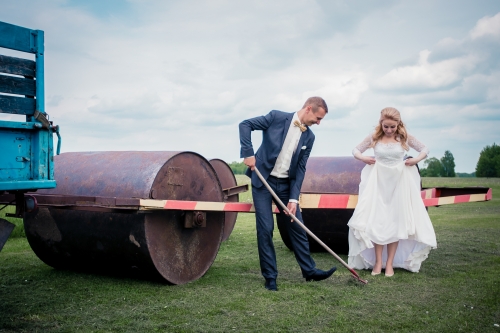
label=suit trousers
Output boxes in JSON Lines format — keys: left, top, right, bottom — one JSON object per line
{"left": 252, "top": 176, "right": 316, "bottom": 279}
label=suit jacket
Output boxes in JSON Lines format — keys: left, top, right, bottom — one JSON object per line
{"left": 239, "top": 110, "right": 315, "bottom": 201}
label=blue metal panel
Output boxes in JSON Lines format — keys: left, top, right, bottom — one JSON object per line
{"left": 0, "top": 21, "right": 33, "bottom": 53}
{"left": 0, "top": 120, "right": 40, "bottom": 130}
{"left": 34, "top": 30, "right": 44, "bottom": 114}
{"left": 31, "top": 127, "right": 51, "bottom": 180}
{"left": 0, "top": 130, "right": 31, "bottom": 182}
{"left": 0, "top": 180, "right": 56, "bottom": 191}
{"left": 0, "top": 74, "right": 36, "bottom": 95}
{"left": 0, "top": 21, "right": 57, "bottom": 191}
{"left": 0, "top": 54, "right": 36, "bottom": 76}
{"left": 0, "top": 95, "right": 36, "bottom": 115}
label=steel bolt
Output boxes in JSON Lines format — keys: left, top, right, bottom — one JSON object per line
{"left": 194, "top": 213, "right": 204, "bottom": 226}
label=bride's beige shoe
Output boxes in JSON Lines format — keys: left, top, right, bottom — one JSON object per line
{"left": 371, "top": 270, "right": 381, "bottom": 276}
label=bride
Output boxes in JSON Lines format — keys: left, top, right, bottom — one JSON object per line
{"left": 348, "top": 107, "right": 437, "bottom": 277}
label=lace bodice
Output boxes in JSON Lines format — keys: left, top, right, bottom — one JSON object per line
{"left": 352, "top": 134, "right": 429, "bottom": 167}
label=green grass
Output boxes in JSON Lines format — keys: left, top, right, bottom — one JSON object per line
{"left": 1, "top": 177, "right": 499, "bottom": 332}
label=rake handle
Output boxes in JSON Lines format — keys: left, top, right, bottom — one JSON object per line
{"left": 253, "top": 167, "right": 367, "bottom": 284}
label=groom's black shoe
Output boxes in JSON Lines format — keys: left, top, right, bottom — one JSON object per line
{"left": 264, "top": 278, "right": 277, "bottom": 291}
{"left": 305, "top": 267, "right": 337, "bottom": 282}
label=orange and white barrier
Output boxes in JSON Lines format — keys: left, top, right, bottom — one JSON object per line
{"left": 139, "top": 187, "right": 491, "bottom": 212}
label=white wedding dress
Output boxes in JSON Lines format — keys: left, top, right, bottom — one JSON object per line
{"left": 347, "top": 134, "right": 437, "bottom": 272}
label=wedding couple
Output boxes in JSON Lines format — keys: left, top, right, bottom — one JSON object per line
{"left": 239, "top": 97, "right": 437, "bottom": 291}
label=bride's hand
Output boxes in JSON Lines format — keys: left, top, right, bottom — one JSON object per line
{"left": 362, "top": 156, "right": 376, "bottom": 165}
{"left": 405, "top": 158, "right": 417, "bottom": 166}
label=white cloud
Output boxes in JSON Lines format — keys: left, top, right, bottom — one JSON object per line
{"left": 2, "top": 1, "right": 500, "bottom": 173}
{"left": 375, "top": 50, "right": 478, "bottom": 91}
{"left": 470, "top": 12, "right": 500, "bottom": 39}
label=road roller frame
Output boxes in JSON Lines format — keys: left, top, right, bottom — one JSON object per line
{"left": 0, "top": 182, "right": 491, "bottom": 259}
{"left": 0, "top": 185, "right": 491, "bottom": 213}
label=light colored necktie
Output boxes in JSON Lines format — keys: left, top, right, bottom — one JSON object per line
{"left": 293, "top": 120, "right": 307, "bottom": 132}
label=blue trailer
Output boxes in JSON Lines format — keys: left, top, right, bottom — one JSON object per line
{"left": 0, "top": 21, "right": 60, "bottom": 250}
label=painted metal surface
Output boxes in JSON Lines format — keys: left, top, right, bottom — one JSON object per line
{"left": 0, "top": 21, "right": 37, "bottom": 53}
{"left": 0, "top": 21, "right": 57, "bottom": 193}
{"left": 209, "top": 159, "right": 239, "bottom": 241}
{"left": 34, "top": 29, "right": 44, "bottom": 114}
{"left": 0, "top": 21, "right": 57, "bottom": 248}
{"left": 24, "top": 151, "right": 225, "bottom": 284}
{"left": 300, "top": 156, "right": 366, "bottom": 194}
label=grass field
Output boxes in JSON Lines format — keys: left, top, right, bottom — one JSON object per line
{"left": 1, "top": 177, "right": 499, "bottom": 332}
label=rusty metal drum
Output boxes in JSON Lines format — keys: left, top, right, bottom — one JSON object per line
{"left": 209, "top": 159, "right": 238, "bottom": 241}
{"left": 277, "top": 156, "right": 365, "bottom": 254}
{"left": 23, "top": 151, "right": 225, "bottom": 284}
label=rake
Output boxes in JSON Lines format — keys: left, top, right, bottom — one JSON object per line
{"left": 254, "top": 166, "right": 368, "bottom": 285}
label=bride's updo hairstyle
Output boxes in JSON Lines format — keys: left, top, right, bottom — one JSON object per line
{"left": 370, "top": 107, "right": 409, "bottom": 151}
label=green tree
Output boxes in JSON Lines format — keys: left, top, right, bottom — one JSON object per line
{"left": 422, "top": 157, "right": 444, "bottom": 177}
{"left": 440, "top": 150, "right": 456, "bottom": 177}
{"left": 476, "top": 143, "right": 500, "bottom": 177}
{"left": 228, "top": 161, "right": 247, "bottom": 175}
{"left": 419, "top": 167, "right": 428, "bottom": 177}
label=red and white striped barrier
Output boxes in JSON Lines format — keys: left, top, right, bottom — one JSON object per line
{"left": 140, "top": 199, "right": 280, "bottom": 213}
{"left": 139, "top": 187, "right": 491, "bottom": 211}
{"left": 421, "top": 188, "right": 437, "bottom": 200}
{"left": 421, "top": 188, "right": 492, "bottom": 207}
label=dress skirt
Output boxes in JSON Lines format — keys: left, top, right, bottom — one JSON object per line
{"left": 347, "top": 161, "right": 437, "bottom": 272}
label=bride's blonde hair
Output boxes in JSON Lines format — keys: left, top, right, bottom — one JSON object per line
{"left": 370, "top": 107, "right": 409, "bottom": 151}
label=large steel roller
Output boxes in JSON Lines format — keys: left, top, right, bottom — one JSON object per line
{"left": 23, "top": 151, "right": 225, "bottom": 284}
{"left": 209, "top": 159, "right": 239, "bottom": 241}
{"left": 277, "top": 156, "right": 365, "bottom": 254}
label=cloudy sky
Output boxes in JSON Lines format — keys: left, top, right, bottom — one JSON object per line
{"left": 1, "top": 0, "right": 500, "bottom": 172}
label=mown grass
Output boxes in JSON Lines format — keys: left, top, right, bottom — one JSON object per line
{"left": 0, "top": 177, "right": 499, "bottom": 332}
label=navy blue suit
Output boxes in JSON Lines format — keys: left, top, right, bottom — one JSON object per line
{"left": 239, "top": 110, "right": 316, "bottom": 279}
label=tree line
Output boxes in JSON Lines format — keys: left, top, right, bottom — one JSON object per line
{"left": 228, "top": 143, "right": 500, "bottom": 177}
{"left": 228, "top": 161, "right": 248, "bottom": 175}
{"left": 419, "top": 150, "right": 456, "bottom": 177}
{"left": 419, "top": 143, "right": 500, "bottom": 177}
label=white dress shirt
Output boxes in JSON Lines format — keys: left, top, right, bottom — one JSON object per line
{"left": 270, "top": 112, "right": 302, "bottom": 178}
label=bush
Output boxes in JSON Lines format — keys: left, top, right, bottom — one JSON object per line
{"left": 456, "top": 172, "right": 475, "bottom": 178}
{"left": 228, "top": 161, "right": 248, "bottom": 175}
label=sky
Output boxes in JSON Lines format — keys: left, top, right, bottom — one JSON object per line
{"left": 1, "top": 0, "right": 500, "bottom": 173}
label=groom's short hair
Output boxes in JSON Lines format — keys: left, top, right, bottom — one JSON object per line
{"left": 303, "top": 97, "right": 328, "bottom": 113}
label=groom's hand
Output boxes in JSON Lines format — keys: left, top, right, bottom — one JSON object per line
{"left": 243, "top": 156, "right": 256, "bottom": 170}
{"left": 286, "top": 201, "right": 297, "bottom": 220}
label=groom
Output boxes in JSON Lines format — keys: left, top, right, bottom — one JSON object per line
{"left": 239, "top": 96, "right": 336, "bottom": 291}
